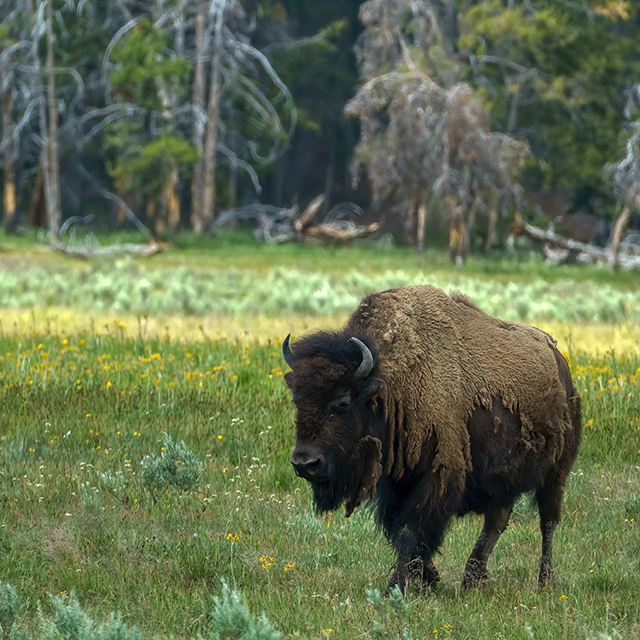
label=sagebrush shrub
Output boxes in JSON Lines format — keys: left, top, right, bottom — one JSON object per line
{"left": 140, "top": 433, "right": 202, "bottom": 495}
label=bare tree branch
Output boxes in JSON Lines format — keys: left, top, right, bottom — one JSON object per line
{"left": 510, "top": 212, "right": 640, "bottom": 270}
{"left": 216, "top": 196, "right": 377, "bottom": 245}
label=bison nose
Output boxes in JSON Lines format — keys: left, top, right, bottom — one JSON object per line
{"left": 291, "top": 450, "right": 327, "bottom": 481}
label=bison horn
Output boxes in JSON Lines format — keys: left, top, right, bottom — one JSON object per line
{"left": 282, "top": 334, "right": 296, "bottom": 369}
{"left": 351, "top": 337, "right": 373, "bottom": 380}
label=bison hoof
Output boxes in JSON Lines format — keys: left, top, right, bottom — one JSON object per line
{"left": 386, "top": 578, "right": 406, "bottom": 597}
{"left": 461, "top": 562, "right": 488, "bottom": 591}
{"left": 461, "top": 573, "right": 487, "bottom": 591}
{"left": 423, "top": 563, "right": 440, "bottom": 593}
{"left": 537, "top": 565, "right": 555, "bottom": 590}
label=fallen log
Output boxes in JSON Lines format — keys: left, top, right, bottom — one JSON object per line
{"left": 293, "top": 195, "right": 326, "bottom": 235}
{"left": 608, "top": 206, "right": 632, "bottom": 268}
{"left": 510, "top": 212, "right": 640, "bottom": 271}
{"left": 303, "top": 222, "right": 380, "bottom": 244}
{"left": 51, "top": 239, "right": 169, "bottom": 260}
{"left": 217, "top": 196, "right": 378, "bottom": 245}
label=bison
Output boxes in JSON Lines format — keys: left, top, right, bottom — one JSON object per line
{"left": 282, "top": 285, "right": 581, "bottom": 592}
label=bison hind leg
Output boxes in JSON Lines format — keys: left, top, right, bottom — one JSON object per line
{"left": 421, "top": 557, "right": 440, "bottom": 593}
{"left": 536, "top": 470, "right": 566, "bottom": 589}
{"left": 537, "top": 395, "right": 581, "bottom": 589}
{"left": 462, "top": 504, "right": 512, "bottom": 590}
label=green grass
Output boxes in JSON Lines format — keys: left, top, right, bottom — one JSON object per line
{"left": 2, "top": 228, "right": 640, "bottom": 288}
{"left": 2, "top": 238, "right": 640, "bottom": 324}
{"left": 1, "top": 330, "right": 639, "bottom": 639}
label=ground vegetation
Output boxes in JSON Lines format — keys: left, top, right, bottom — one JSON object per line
{"left": 0, "top": 240, "right": 638, "bottom": 638}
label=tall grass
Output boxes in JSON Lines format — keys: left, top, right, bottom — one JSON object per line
{"left": 1, "top": 262, "right": 640, "bottom": 323}
{"left": 1, "top": 328, "right": 638, "bottom": 639}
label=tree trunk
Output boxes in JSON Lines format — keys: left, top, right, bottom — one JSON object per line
{"left": 229, "top": 166, "right": 237, "bottom": 208}
{"left": 27, "top": 158, "right": 46, "bottom": 227}
{"left": 322, "top": 161, "right": 334, "bottom": 217}
{"left": 416, "top": 202, "right": 427, "bottom": 254}
{"left": 402, "top": 200, "right": 417, "bottom": 247}
{"left": 167, "top": 163, "right": 181, "bottom": 235}
{"left": 1, "top": 68, "right": 18, "bottom": 233}
{"left": 484, "top": 205, "right": 498, "bottom": 252}
{"left": 444, "top": 0, "right": 458, "bottom": 52}
{"left": 200, "top": 37, "right": 222, "bottom": 233}
{"left": 507, "top": 85, "right": 520, "bottom": 133}
{"left": 447, "top": 196, "right": 467, "bottom": 263}
{"left": 45, "top": 0, "right": 61, "bottom": 239}
{"left": 608, "top": 205, "right": 632, "bottom": 269}
{"left": 190, "top": 7, "right": 207, "bottom": 232}
{"left": 146, "top": 198, "right": 156, "bottom": 226}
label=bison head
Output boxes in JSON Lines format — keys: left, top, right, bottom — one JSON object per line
{"left": 283, "top": 333, "right": 386, "bottom": 516}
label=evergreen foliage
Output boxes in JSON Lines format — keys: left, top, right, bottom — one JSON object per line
{"left": 461, "top": 0, "right": 639, "bottom": 204}
{"left": 0, "top": 582, "right": 25, "bottom": 640}
{"left": 105, "top": 21, "right": 197, "bottom": 203}
{"left": 366, "top": 586, "right": 416, "bottom": 640}
{"left": 208, "top": 581, "right": 280, "bottom": 640}
{"left": 0, "top": 0, "right": 639, "bottom": 245}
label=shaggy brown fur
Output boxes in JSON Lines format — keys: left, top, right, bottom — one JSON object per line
{"left": 284, "top": 284, "right": 582, "bottom": 592}
{"left": 347, "top": 285, "right": 571, "bottom": 503}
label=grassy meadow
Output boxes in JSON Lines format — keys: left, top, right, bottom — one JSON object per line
{"left": 0, "top": 232, "right": 639, "bottom": 639}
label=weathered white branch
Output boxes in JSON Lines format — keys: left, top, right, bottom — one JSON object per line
{"left": 510, "top": 212, "right": 640, "bottom": 270}
{"left": 51, "top": 238, "right": 169, "bottom": 259}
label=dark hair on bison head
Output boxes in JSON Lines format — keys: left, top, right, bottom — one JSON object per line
{"left": 283, "top": 331, "right": 376, "bottom": 378}
{"left": 283, "top": 331, "right": 385, "bottom": 516}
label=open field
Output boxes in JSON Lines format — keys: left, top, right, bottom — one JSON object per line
{"left": 1, "top": 233, "right": 639, "bottom": 639}
{"left": 0, "top": 328, "right": 638, "bottom": 639}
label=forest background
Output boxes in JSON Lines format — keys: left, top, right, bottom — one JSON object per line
{"left": 1, "top": 0, "right": 640, "bottom": 257}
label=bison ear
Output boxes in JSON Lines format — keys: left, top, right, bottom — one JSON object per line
{"left": 355, "top": 377, "right": 385, "bottom": 403}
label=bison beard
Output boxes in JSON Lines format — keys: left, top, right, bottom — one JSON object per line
{"left": 284, "top": 285, "right": 582, "bottom": 594}
{"left": 311, "top": 435, "right": 383, "bottom": 516}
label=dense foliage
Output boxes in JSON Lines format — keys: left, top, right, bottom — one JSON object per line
{"left": 1, "top": 1, "right": 638, "bottom": 246}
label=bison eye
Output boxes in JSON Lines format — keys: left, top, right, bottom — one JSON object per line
{"left": 332, "top": 399, "right": 351, "bottom": 415}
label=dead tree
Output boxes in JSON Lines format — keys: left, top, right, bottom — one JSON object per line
{"left": 345, "top": 0, "right": 528, "bottom": 258}
{"left": 605, "top": 84, "right": 640, "bottom": 269}
{"left": 189, "top": 0, "right": 295, "bottom": 233}
{"left": 509, "top": 212, "right": 640, "bottom": 271}
{"left": 216, "top": 195, "right": 378, "bottom": 245}
{"left": 1, "top": 51, "right": 18, "bottom": 233}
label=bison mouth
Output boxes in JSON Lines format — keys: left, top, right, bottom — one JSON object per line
{"left": 303, "top": 436, "right": 383, "bottom": 517}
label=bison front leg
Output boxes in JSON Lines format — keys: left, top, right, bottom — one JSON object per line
{"left": 388, "top": 551, "right": 439, "bottom": 595}
{"left": 388, "top": 523, "right": 443, "bottom": 595}
{"left": 462, "top": 504, "right": 512, "bottom": 590}
{"left": 387, "top": 527, "right": 417, "bottom": 595}
{"left": 387, "top": 554, "right": 410, "bottom": 595}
